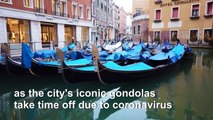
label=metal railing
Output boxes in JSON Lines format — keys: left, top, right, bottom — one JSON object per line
{"left": 35, "top": 7, "right": 46, "bottom": 13}
{"left": 145, "top": 30, "right": 213, "bottom": 46}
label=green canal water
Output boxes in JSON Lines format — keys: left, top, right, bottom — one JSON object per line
{"left": 0, "top": 48, "right": 213, "bottom": 120}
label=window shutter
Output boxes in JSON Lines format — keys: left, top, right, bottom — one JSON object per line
{"left": 193, "top": 5, "right": 199, "bottom": 10}
{"left": 156, "top": 10, "right": 161, "bottom": 20}
{"left": 172, "top": 7, "right": 179, "bottom": 18}
{"left": 207, "top": 2, "right": 213, "bottom": 15}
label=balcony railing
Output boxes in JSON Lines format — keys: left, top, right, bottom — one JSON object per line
{"left": 52, "top": 11, "right": 69, "bottom": 17}
{"left": 35, "top": 7, "right": 46, "bottom": 13}
{"left": 52, "top": 11, "right": 60, "bottom": 16}
{"left": 133, "top": 12, "right": 142, "bottom": 18}
{"left": 72, "top": 15, "right": 79, "bottom": 19}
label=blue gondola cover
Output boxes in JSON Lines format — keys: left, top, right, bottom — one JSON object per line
{"left": 21, "top": 43, "right": 34, "bottom": 69}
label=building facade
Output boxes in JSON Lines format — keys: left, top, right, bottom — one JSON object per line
{"left": 132, "top": 0, "right": 150, "bottom": 42}
{"left": 149, "top": 0, "right": 213, "bottom": 45}
{"left": 118, "top": 7, "right": 127, "bottom": 39}
{"left": 0, "top": 0, "right": 92, "bottom": 51}
{"left": 126, "top": 13, "right": 132, "bottom": 38}
{"left": 92, "top": 0, "right": 113, "bottom": 42}
{"left": 112, "top": 3, "right": 119, "bottom": 41}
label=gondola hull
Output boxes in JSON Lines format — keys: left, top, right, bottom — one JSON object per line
{"left": 147, "top": 59, "right": 171, "bottom": 67}
{"left": 97, "top": 60, "right": 182, "bottom": 84}
{"left": 0, "top": 62, "right": 5, "bottom": 73}
{"left": 62, "top": 62, "right": 98, "bottom": 83}
{"left": 31, "top": 59, "right": 59, "bottom": 75}
{"left": 6, "top": 56, "right": 30, "bottom": 75}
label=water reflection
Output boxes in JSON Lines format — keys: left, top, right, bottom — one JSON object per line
{"left": 0, "top": 48, "right": 213, "bottom": 120}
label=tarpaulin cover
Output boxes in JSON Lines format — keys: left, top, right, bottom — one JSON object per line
{"left": 21, "top": 43, "right": 34, "bottom": 69}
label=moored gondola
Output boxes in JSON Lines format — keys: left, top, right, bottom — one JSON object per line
{"left": 56, "top": 48, "right": 99, "bottom": 83}
{"left": 92, "top": 44, "right": 186, "bottom": 84}
{"left": 31, "top": 57, "right": 92, "bottom": 75}
{"left": 4, "top": 43, "right": 35, "bottom": 75}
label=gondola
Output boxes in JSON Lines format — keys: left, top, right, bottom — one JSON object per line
{"left": 93, "top": 44, "right": 186, "bottom": 84}
{"left": 31, "top": 41, "right": 123, "bottom": 76}
{"left": 147, "top": 44, "right": 183, "bottom": 66}
{"left": 102, "top": 41, "right": 123, "bottom": 53}
{"left": 56, "top": 48, "right": 99, "bottom": 83}
{"left": 31, "top": 57, "right": 92, "bottom": 75}
{"left": 4, "top": 43, "right": 35, "bottom": 75}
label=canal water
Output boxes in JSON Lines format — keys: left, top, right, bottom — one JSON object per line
{"left": 0, "top": 48, "right": 213, "bottom": 120}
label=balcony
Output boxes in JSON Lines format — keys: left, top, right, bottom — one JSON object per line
{"left": 154, "top": 19, "right": 162, "bottom": 23}
{"left": 133, "top": 12, "right": 141, "bottom": 18}
{"left": 204, "top": 14, "right": 213, "bottom": 18}
{"left": 73, "top": 15, "right": 79, "bottom": 19}
{"left": 52, "top": 11, "right": 68, "bottom": 17}
{"left": 60, "top": 13, "right": 68, "bottom": 17}
{"left": 35, "top": 7, "right": 46, "bottom": 13}
{"left": 132, "top": 14, "right": 149, "bottom": 22}
{"left": 190, "top": 15, "right": 200, "bottom": 20}
{"left": 52, "top": 11, "right": 60, "bottom": 16}
{"left": 155, "top": 0, "right": 162, "bottom": 4}
{"left": 170, "top": 18, "right": 179, "bottom": 21}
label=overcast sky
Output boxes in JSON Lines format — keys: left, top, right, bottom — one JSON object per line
{"left": 113, "top": 0, "right": 132, "bottom": 13}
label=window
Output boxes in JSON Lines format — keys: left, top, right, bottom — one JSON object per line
{"left": 137, "top": 25, "right": 140, "bottom": 34}
{"left": 93, "top": 20, "right": 96, "bottom": 26}
{"left": 97, "top": 0, "right": 99, "bottom": 7}
{"left": 60, "top": 2, "right": 66, "bottom": 17}
{"left": 6, "top": 18, "right": 30, "bottom": 43}
{"left": 65, "top": 26, "right": 76, "bottom": 43}
{"left": 206, "top": 1, "right": 213, "bottom": 15}
{"left": 191, "top": 4, "right": 199, "bottom": 17}
{"left": 93, "top": 2, "right": 96, "bottom": 16}
{"left": 170, "top": 30, "right": 178, "bottom": 42}
{"left": 153, "top": 31, "right": 161, "bottom": 41}
{"left": 204, "top": 29, "right": 213, "bottom": 42}
{"left": 101, "top": 3, "right": 103, "bottom": 10}
{"left": 79, "top": 6, "right": 83, "bottom": 18}
{"left": 136, "top": 10, "right": 141, "bottom": 14}
{"left": 41, "top": 24, "right": 57, "bottom": 47}
{"left": 0, "top": 0, "right": 12, "bottom": 4}
{"left": 155, "top": 9, "right": 161, "bottom": 20}
{"left": 35, "top": 0, "right": 43, "bottom": 13}
{"left": 171, "top": 7, "right": 179, "bottom": 19}
{"left": 87, "top": 8, "right": 91, "bottom": 19}
{"left": 133, "top": 26, "right": 135, "bottom": 34}
{"left": 190, "top": 29, "right": 198, "bottom": 42}
{"left": 72, "top": 4, "right": 78, "bottom": 18}
{"left": 24, "top": 0, "right": 33, "bottom": 8}
{"left": 52, "top": 0, "right": 57, "bottom": 15}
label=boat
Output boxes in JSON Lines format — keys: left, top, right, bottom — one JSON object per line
{"left": 56, "top": 48, "right": 99, "bottom": 83}
{"left": 102, "top": 41, "right": 123, "bottom": 53}
{"left": 5, "top": 43, "right": 33, "bottom": 75}
{"left": 92, "top": 44, "right": 186, "bottom": 84}
{"left": 31, "top": 58, "right": 92, "bottom": 75}
{"left": 147, "top": 44, "right": 183, "bottom": 66}
{"left": 31, "top": 41, "right": 122, "bottom": 76}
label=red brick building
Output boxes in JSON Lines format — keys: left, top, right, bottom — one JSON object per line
{"left": 0, "top": 0, "right": 92, "bottom": 51}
